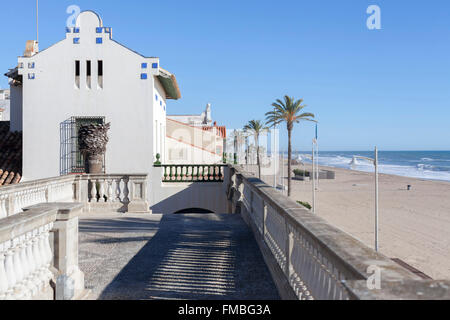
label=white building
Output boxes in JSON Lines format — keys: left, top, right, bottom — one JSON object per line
{"left": 167, "top": 103, "right": 213, "bottom": 127}
{"left": 0, "top": 89, "right": 10, "bottom": 121}
{"left": 166, "top": 104, "right": 226, "bottom": 164}
{"left": 6, "top": 11, "right": 180, "bottom": 187}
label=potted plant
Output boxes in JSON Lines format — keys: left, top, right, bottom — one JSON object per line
{"left": 78, "top": 123, "right": 111, "bottom": 174}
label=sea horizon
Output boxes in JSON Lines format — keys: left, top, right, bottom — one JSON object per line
{"left": 284, "top": 150, "right": 450, "bottom": 182}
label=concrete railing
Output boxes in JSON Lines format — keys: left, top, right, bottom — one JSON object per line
{"left": 0, "top": 203, "right": 86, "bottom": 300}
{"left": 227, "top": 166, "right": 450, "bottom": 300}
{"left": 73, "top": 174, "right": 150, "bottom": 213}
{"left": 155, "top": 164, "right": 225, "bottom": 183}
{"left": 0, "top": 174, "right": 150, "bottom": 218}
{"left": 0, "top": 176, "right": 75, "bottom": 219}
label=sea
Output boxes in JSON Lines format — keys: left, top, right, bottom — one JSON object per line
{"left": 291, "top": 151, "right": 450, "bottom": 182}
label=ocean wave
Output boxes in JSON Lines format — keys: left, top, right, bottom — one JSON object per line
{"left": 298, "top": 153, "right": 450, "bottom": 182}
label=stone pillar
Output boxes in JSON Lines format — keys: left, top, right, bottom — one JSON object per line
{"left": 51, "top": 203, "right": 86, "bottom": 300}
{"left": 24, "top": 203, "right": 88, "bottom": 300}
{"left": 128, "top": 176, "right": 150, "bottom": 213}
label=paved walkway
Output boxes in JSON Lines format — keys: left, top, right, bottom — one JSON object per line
{"left": 78, "top": 213, "right": 280, "bottom": 300}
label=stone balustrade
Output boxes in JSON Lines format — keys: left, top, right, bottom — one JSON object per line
{"left": 0, "top": 203, "right": 86, "bottom": 300}
{"left": 227, "top": 165, "right": 450, "bottom": 300}
{"left": 0, "top": 176, "right": 75, "bottom": 219}
{"left": 155, "top": 164, "right": 225, "bottom": 183}
{"left": 0, "top": 174, "right": 150, "bottom": 218}
{"left": 73, "top": 174, "right": 150, "bottom": 213}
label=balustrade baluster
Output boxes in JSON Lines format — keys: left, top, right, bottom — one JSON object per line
{"left": 115, "top": 178, "right": 122, "bottom": 202}
{"left": 106, "top": 180, "right": 113, "bottom": 203}
{"left": 18, "top": 235, "right": 31, "bottom": 299}
{"left": 98, "top": 180, "right": 105, "bottom": 202}
{"left": 163, "top": 166, "right": 168, "bottom": 182}
{"left": 89, "top": 179, "right": 97, "bottom": 202}
{"left": 31, "top": 229, "right": 44, "bottom": 291}
{"left": 123, "top": 177, "right": 130, "bottom": 203}
{"left": 4, "top": 241, "right": 16, "bottom": 299}
{"left": 42, "top": 224, "right": 53, "bottom": 282}
{"left": 24, "top": 232, "right": 37, "bottom": 296}
{"left": 12, "top": 237, "right": 25, "bottom": 298}
{"left": 0, "top": 243, "right": 8, "bottom": 300}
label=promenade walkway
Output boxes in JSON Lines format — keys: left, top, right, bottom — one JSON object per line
{"left": 78, "top": 213, "right": 280, "bottom": 300}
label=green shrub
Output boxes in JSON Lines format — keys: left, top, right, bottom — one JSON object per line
{"left": 293, "top": 169, "right": 310, "bottom": 177}
{"left": 297, "top": 201, "right": 312, "bottom": 210}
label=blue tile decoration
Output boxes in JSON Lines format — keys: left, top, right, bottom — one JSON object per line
{"left": 142, "top": 63, "right": 147, "bottom": 69}
{"left": 74, "top": 28, "right": 80, "bottom": 33}
{"left": 28, "top": 73, "right": 35, "bottom": 80}
{"left": 96, "top": 38, "right": 103, "bottom": 44}
{"left": 152, "top": 63, "right": 158, "bottom": 69}
{"left": 73, "top": 38, "right": 80, "bottom": 44}
{"left": 28, "top": 62, "right": 35, "bottom": 69}
{"left": 96, "top": 27, "right": 103, "bottom": 33}
{"left": 141, "top": 73, "right": 148, "bottom": 80}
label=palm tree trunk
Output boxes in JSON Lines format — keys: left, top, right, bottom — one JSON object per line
{"left": 257, "top": 144, "right": 261, "bottom": 179}
{"left": 287, "top": 128, "right": 292, "bottom": 197}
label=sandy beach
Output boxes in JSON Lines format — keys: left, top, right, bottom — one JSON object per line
{"left": 255, "top": 163, "right": 450, "bottom": 280}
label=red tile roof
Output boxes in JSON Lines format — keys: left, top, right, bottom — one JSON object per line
{"left": 0, "top": 122, "right": 22, "bottom": 186}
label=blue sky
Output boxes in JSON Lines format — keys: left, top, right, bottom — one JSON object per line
{"left": 1, "top": 0, "right": 449, "bottom": 151}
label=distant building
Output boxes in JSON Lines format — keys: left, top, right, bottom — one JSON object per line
{"left": 0, "top": 89, "right": 10, "bottom": 121}
{"left": 166, "top": 104, "right": 226, "bottom": 164}
{"left": 168, "top": 103, "right": 213, "bottom": 127}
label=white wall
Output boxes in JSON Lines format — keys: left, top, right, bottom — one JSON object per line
{"left": 150, "top": 167, "right": 228, "bottom": 214}
{"left": 16, "top": 11, "right": 167, "bottom": 192}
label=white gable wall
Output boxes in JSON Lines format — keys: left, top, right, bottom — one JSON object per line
{"left": 16, "top": 11, "right": 166, "bottom": 186}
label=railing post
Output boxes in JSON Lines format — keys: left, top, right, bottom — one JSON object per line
{"left": 127, "top": 175, "right": 150, "bottom": 213}
{"left": 49, "top": 203, "right": 86, "bottom": 300}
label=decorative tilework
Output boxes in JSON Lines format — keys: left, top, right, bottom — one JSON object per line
{"left": 74, "top": 28, "right": 80, "bottom": 33}
{"left": 96, "top": 27, "right": 103, "bottom": 33}
{"left": 152, "top": 63, "right": 158, "bottom": 69}
{"left": 141, "top": 73, "right": 148, "bottom": 80}
{"left": 142, "top": 63, "right": 147, "bottom": 69}
{"left": 96, "top": 38, "right": 103, "bottom": 44}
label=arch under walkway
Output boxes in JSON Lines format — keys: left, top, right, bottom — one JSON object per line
{"left": 78, "top": 212, "right": 280, "bottom": 300}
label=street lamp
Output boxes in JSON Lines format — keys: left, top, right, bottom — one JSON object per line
{"left": 301, "top": 151, "right": 317, "bottom": 215}
{"left": 351, "top": 147, "right": 379, "bottom": 252}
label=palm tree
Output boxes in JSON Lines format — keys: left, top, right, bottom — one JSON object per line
{"left": 266, "top": 96, "right": 315, "bottom": 197}
{"left": 243, "top": 120, "right": 267, "bottom": 179}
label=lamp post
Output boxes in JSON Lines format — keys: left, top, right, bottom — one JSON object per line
{"left": 302, "top": 150, "right": 317, "bottom": 215}
{"left": 352, "top": 147, "right": 379, "bottom": 252}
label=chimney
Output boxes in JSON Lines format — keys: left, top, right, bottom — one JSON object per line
{"left": 23, "top": 40, "right": 39, "bottom": 57}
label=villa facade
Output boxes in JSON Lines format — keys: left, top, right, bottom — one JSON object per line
{"left": 5, "top": 11, "right": 181, "bottom": 186}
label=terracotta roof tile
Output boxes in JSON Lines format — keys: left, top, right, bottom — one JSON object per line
{"left": 0, "top": 122, "right": 22, "bottom": 186}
